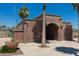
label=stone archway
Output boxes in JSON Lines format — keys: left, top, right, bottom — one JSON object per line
{"left": 46, "top": 23, "right": 59, "bottom": 40}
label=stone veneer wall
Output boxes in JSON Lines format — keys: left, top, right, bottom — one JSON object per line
{"left": 14, "top": 31, "right": 23, "bottom": 42}
{"left": 63, "top": 22, "right": 73, "bottom": 41}
{"left": 24, "top": 21, "right": 37, "bottom": 42}
{"left": 14, "top": 14, "right": 73, "bottom": 43}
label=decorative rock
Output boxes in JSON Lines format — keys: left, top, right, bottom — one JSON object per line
{"left": 5, "top": 40, "right": 19, "bottom": 48}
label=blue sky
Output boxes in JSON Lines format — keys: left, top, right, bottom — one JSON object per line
{"left": 0, "top": 3, "right": 77, "bottom": 29}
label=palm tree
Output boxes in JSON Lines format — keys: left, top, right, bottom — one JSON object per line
{"left": 19, "top": 6, "right": 29, "bottom": 20}
{"left": 19, "top": 6, "right": 29, "bottom": 43}
{"left": 41, "top": 3, "right": 47, "bottom": 47}
{"left": 72, "top": 3, "right": 79, "bottom": 42}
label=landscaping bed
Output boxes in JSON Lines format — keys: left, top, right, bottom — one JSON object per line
{"left": 0, "top": 46, "right": 23, "bottom": 56}
{"left": 0, "top": 49, "right": 23, "bottom": 56}
{"left": 0, "top": 40, "right": 23, "bottom": 56}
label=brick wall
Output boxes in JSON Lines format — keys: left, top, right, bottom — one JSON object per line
{"left": 14, "top": 14, "right": 73, "bottom": 43}
{"left": 14, "top": 31, "right": 23, "bottom": 42}
{"left": 63, "top": 23, "right": 73, "bottom": 41}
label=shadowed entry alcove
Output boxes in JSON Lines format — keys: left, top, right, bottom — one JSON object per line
{"left": 46, "top": 23, "right": 59, "bottom": 40}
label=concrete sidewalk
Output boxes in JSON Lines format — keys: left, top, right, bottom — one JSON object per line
{"left": 18, "top": 40, "right": 79, "bottom": 56}
{"left": 0, "top": 37, "right": 12, "bottom": 47}
{"left": 0, "top": 38, "right": 79, "bottom": 56}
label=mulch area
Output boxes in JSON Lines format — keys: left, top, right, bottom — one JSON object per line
{"left": 0, "top": 48, "right": 23, "bottom": 56}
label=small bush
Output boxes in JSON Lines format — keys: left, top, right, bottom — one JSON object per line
{"left": 0, "top": 45, "right": 17, "bottom": 53}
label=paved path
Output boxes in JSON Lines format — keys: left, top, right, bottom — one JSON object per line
{"left": 18, "top": 40, "right": 79, "bottom": 56}
{"left": 0, "top": 37, "right": 12, "bottom": 47}
{"left": 0, "top": 38, "right": 79, "bottom": 56}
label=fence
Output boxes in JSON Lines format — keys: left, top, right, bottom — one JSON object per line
{"left": 0, "top": 31, "right": 13, "bottom": 38}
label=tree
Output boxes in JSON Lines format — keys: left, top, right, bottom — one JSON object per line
{"left": 19, "top": 6, "right": 29, "bottom": 43}
{"left": 19, "top": 6, "right": 29, "bottom": 19}
{"left": 40, "top": 3, "right": 47, "bottom": 47}
{"left": 72, "top": 3, "right": 79, "bottom": 42}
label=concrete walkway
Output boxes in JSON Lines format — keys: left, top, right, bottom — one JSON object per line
{"left": 18, "top": 40, "right": 79, "bottom": 56}
{"left": 0, "top": 37, "right": 12, "bottom": 47}
{"left": 0, "top": 38, "right": 79, "bottom": 56}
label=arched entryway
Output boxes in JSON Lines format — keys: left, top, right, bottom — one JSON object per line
{"left": 46, "top": 23, "right": 59, "bottom": 40}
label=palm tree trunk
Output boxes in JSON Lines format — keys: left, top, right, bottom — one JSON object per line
{"left": 22, "top": 19, "right": 26, "bottom": 43}
{"left": 23, "top": 18, "right": 28, "bottom": 43}
{"left": 77, "top": 10, "right": 79, "bottom": 43}
{"left": 41, "top": 4, "right": 46, "bottom": 47}
{"left": 23, "top": 19, "right": 25, "bottom": 43}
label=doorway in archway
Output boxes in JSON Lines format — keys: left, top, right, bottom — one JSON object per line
{"left": 46, "top": 23, "right": 59, "bottom": 40}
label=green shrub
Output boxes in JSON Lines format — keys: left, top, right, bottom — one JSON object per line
{"left": 0, "top": 45, "right": 17, "bottom": 53}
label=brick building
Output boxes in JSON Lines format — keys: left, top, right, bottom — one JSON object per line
{"left": 14, "top": 14, "right": 73, "bottom": 43}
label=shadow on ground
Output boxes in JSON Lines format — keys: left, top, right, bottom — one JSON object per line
{"left": 55, "top": 47, "right": 79, "bottom": 56}
{"left": 34, "top": 40, "right": 50, "bottom": 44}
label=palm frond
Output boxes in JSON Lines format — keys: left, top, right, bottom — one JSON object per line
{"left": 72, "top": 3, "right": 77, "bottom": 10}
{"left": 72, "top": 3, "right": 79, "bottom": 10}
{"left": 18, "top": 6, "right": 29, "bottom": 19}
